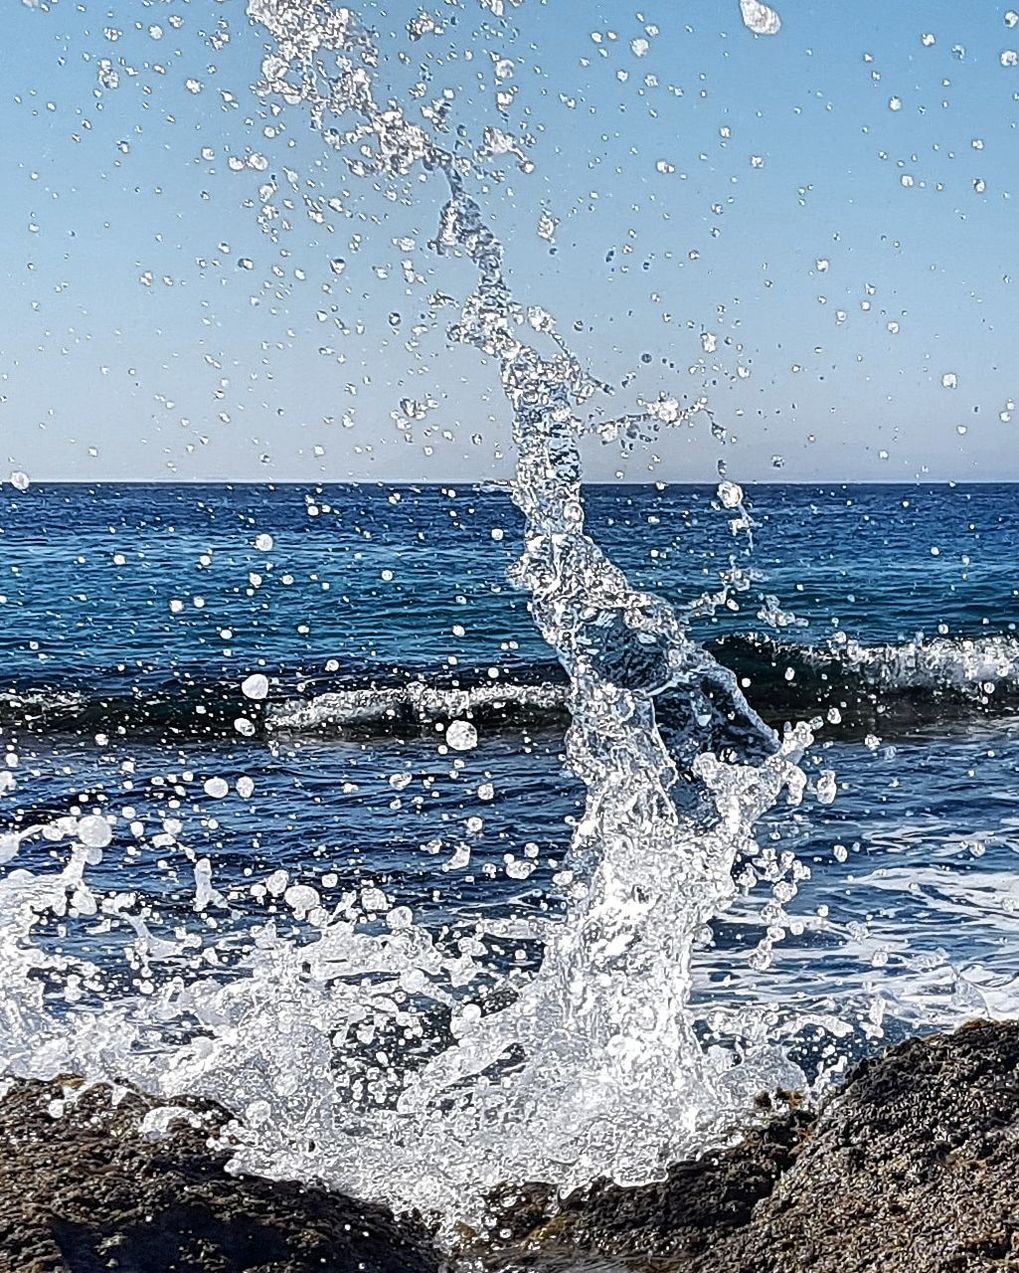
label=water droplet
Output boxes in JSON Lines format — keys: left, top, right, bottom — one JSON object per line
{"left": 241, "top": 673, "right": 269, "bottom": 701}
{"left": 446, "top": 720, "right": 479, "bottom": 751}
{"left": 739, "top": 0, "right": 782, "bottom": 35}
{"left": 815, "top": 771, "right": 837, "bottom": 805}
{"left": 78, "top": 816, "right": 112, "bottom": 849}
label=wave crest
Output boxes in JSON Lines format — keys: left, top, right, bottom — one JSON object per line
{"left": 1, "top": 633, "right": 1015, "bottom": 743}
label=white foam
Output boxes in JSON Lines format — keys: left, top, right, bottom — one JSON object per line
{"left": 817, "top": 633, "right": 1019, "bottom": 697}
{"left": 265, "top": 680, "right": 568, "bottom": 732}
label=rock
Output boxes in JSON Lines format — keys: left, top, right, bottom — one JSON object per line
{"left": 479, "top": 1019, "right": 1019, "bottom": 1272}
{"left": 700, "top": 1018, "right": 1019, "bottom": 1273}
{"left": 0, "top": 1078, "right": 441, "bottom": 1273}
{"left": 478, "top": 1110, "right": 811, "bottom": 1269}
{"left": 7, "top": 1022, "right": 1018, "bottom": 1273}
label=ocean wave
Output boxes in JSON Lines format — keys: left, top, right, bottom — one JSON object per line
{"left": 0, "top": 633, "right": 1016, "bottom": 743}
{"left": 0, "top": 688, "right": 87, "bottom": 723}
{"left": 715, "top": 632, "right": 1019, "bottom": 725}
{"left": 806, "top": 633, "right": 1019, "bottom": 694}
{"left": 264, "top": 678, "right": 569, "bottom": 733}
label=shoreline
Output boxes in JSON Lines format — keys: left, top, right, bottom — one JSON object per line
{"left": 3, "top": 1019, "right": 1017, "bottom": 1272}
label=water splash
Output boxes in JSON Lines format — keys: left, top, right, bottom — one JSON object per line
{"left": 740, "top": 0, "right": 783, "bottom": 36}
{"left": 2, "top": 0, "right": 814, "bottom": 1231}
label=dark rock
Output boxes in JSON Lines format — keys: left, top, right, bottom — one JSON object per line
{"left": 479, "top": 1019, "right": 1019, "bottom": 1273}
{"left": 7, "top": 1021, "right": 1019, "bottom": 1273}
{"left": 701, "top": 1018, "right": 1019, "bottom": 1273}
{"left": 478, "top": 1111, "right": 811, "bottom": 1269}
{"left": 0, "top": 1078, "right": 442, "bottom": 1273}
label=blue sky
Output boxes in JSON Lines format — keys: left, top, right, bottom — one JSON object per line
{"left": 2, "top": 0, "right": 1018, "bottom": 482}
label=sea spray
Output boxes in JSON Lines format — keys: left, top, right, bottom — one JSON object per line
{"left": 226, "top": 0, "right": 814, "bottom": 1206}
{"left": 0, "top": 0, "right": 816, "bottom": 1230}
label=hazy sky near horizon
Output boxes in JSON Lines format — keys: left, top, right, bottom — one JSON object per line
{"left": 3, "top": 0, "right": 1019, "bottom": 484}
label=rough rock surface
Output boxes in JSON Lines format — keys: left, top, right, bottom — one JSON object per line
{"left": 485, "top": 1019, "right": 1019, "bottom": 1272}
{"left": 4, "top": 1021, "right": 1019, "bottom": 1273}
{"left": 0, "top": 1078, "right": 442, "bottom": 1273}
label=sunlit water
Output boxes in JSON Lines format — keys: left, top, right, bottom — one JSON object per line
{"left": 2, "top": 481, "right": 1018, "bottom": 1227}
{"left": 2, "top": 0, "right": 1019, "bottom": 1243}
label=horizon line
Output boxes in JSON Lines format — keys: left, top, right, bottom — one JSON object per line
{"left": 9, "top": 477, "right": 1019, "bottom": 489}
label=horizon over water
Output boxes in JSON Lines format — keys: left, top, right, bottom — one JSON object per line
{"left": 20, "top": 478, "right": 1019, "bottom": 488}
{"left": 4, "top": 0, "right": 1019, "bottom": 1245}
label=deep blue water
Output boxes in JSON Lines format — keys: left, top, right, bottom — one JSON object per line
{"left": 1, "top": 481, "right": 1018, "bottom": 1055}
{"left": 1, "top": 481, "right": 1015, "bottom": 673}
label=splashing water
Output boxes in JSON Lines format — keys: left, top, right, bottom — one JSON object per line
{"left": 1, "top": 0, "right": 815, "bottom": 1231}
{"left": 739, "top": 0, "right": 783, "bottom": 37}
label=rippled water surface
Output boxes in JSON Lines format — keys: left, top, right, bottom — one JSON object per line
{"left": 3, "top": 480, "right": 1017, "bottom": 1003}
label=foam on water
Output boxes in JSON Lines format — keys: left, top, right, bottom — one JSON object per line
{"left": 265, "top": 678, "right": 569, "bottom": 733}
{"left": 806, "top": 633, "right": 1019, "bottom": 698}
{"left": 2, "top": 0, "right": 829, "bottom": 1235}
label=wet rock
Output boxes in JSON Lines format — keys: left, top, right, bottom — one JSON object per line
{"left": 478, "top": 1110, "right": 810, "bottom": 1269}
{"left": 483, "top": 1019, "right": 1019, "bottom": 1273}
{"left": 6, "top": 1022, "right": 1018, "bottom": 1273}
{"left": 0, "top": 1078, "right": 442, "bottom": 1273}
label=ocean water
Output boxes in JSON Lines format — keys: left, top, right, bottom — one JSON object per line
{"left": 2, "top": 480, "right": 1017, "bottom": 1068}
{"left": 8, "top": 0, "right": 1019, "bottom": 1244}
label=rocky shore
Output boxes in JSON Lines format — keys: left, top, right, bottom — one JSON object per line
{"left": 0, "top": 1079, "right": 440, "bottom": 1273}
{"left": 485, "top": 1018, "right": 1019, "bottom": 1272}
{"left": 3, "top": 1019, "right": 1018, "bottom": 1273}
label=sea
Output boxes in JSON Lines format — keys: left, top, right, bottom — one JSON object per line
{"left": 2, "top": 481, "right": 1017, "bottom": 1019}
{"left": 1, "top": 479, "right": 1018, "bottom": 1211}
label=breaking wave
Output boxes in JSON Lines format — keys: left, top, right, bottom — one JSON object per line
{"left": 3, "top": 633, "right": 1016, "bottom": 742}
